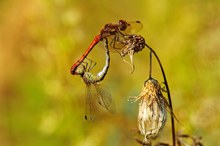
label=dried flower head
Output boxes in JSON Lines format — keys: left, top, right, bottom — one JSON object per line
{"left": 120, "top": 34, "right": 145, "bottom": 57}
{"left": 133, "top": 78, "right": 168, "bottom": 143}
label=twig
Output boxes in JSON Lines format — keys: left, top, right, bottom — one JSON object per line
{"left": 149, "top": 50, "right": 152, "bottom": 78}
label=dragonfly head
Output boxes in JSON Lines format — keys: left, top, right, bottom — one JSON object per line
{"left": 74, "top": 64, "right": 85, "bottom": 76}
{"left": 119, "top": 20, "right": 128, "bottom": 31}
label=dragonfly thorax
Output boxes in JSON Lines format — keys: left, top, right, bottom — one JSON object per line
{"left": 100, "top": 20, "right": 128, "bottom": 39}
{"left": 83, "top": 72, "right": 97, "bottom": 84}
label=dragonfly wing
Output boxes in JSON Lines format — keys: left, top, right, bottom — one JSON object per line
{"left": 123, "top": 21, "right": 143, "bottom": 34}
{"left": 94, "top": 83, "right": 115, "bottom": 113}
{"left": 85, "top": 84, "right": 97, "bottom": 122}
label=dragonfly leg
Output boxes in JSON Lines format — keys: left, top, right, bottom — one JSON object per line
{"left": 81, "top": 61, "right": 88, "bottom": 70}
{"left": 84, "top": 58, "right": 97, "bottom": 72}
{"left": 109, "top": 33, "right": 126, "bottom": 53}
{"left": 109, "top": 35, "right": 120, "bottom": 54}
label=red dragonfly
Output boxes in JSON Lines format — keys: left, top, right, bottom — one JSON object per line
{"left": 70, "top": 20, "right": 143, "bottom": 75}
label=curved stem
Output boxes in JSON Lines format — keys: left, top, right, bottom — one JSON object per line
{"left": 149, "top": 51, "right": 152, "bottom": 79}
{"left": 145, "top": 43, "right": 176, "bottom": 146}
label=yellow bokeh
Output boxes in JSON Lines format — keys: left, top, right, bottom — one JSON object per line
{"left": 1, "top": 0, "right": 220, "bottom": 145}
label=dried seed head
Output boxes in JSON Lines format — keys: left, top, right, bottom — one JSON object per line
{"left": 136, "top": 78, "right": 167, "bottom": 143}
{"left": 120, "top": 34, "right": 145, "bottom": 57}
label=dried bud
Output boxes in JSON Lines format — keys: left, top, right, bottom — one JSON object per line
{"left": 120, "top": 34, "right": 145, "bottom": 57}
{"left": 135, "top": 78, "right": 167, "bottom": 143}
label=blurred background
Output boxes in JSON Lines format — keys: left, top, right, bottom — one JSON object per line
{"left": 0, "top": 0, "right": 220, "bottom": 145}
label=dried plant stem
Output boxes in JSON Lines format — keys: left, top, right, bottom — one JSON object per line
{"left": 149, "top": 51, "right": 152, "bottom": 78}
{"left": 145, "top": 43, "right": 176, "bottom": 146}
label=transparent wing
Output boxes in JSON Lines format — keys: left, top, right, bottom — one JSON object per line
{"left": 94, "top": 83, "right": 115, "bottom": 113}
{"left": 85, "top": 84, "right": 97, "bottom": 122}
{"left": 105, "top": 34, "right": 127, "bottom": 53}
{"left": 123, "top": 21, "right": 143, "bottom": 34}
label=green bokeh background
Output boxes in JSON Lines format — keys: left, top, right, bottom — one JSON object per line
{"left": 1, "top": 0, "right": 220, "bottom": 145}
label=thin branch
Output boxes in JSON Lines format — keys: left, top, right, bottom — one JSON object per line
{"left": 149, "top": 51, "right": 152, "bottom": 78}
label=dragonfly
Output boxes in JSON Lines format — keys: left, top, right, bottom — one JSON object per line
{"left": 70, "top": 20, "right": 143, "bottom": 75}
{"left": 73, "top": 38, "right": 114, "bottom": 121}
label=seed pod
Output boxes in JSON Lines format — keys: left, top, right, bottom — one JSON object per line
{"left": 136, "top": 78, "right": 167, "bottom": 143}
{"left": 120, "top": 34, "right": 145, "bottom": 57}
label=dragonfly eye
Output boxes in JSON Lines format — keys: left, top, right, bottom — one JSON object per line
{"left": 119, "top": 20, "right": 128, "bottom": 31}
